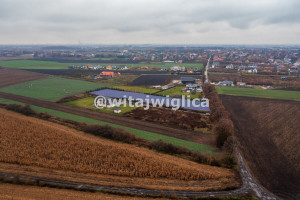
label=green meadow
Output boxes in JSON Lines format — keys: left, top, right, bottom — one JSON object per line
{"left": 216, "top": 86, "right": 300, "bottom": 101}
{"left": 0, "top": 77, "right": 107, "bottom": 101}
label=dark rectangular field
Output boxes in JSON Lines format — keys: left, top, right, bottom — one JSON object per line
{"left": 0, "top": 68, "right": 48, "bottom": 88}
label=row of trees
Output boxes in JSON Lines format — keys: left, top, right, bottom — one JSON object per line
{"left": 203, "top": 84, "right": 234, "bottom": 148}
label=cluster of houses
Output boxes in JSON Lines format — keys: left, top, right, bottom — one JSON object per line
{"left": 69, "top": 64, "right": 128, "bottom": 70}
{"left": 68, "top": 64, "right": 201, "bottom": 73}
{"left": 211, "top": 61, "right": 299, "bottom": 75}
{"left": 180, "top": 77, "right": 202, "bottom": 93}
{"left": 167, "top": 66, "right": 200, "bottom": 73}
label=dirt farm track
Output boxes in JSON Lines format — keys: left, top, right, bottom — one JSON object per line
{"left": 221, "top": 95, "right": 300, "bottom": 200}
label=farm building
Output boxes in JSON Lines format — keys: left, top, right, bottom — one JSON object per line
{"left": 183, "top": 84, "right": 202, "bottom": 93}
{"left": 170, "top": 66, "right": 186, "bottom": 72}
{"left": 181, "top": 77, "right": 196, "bottom": 84}
{"left": 140, "top": 66, "right": 149, "bottom": 69}
{"left": 218, "top": 81, "right": 234, "bottom": 86}
{"left": 114, "top": 107, "right": 122, "bottom": 113}
{"left": 100, "top": 71, "right": 120, "bottom": 78}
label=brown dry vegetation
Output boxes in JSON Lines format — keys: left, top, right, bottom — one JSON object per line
{"left": 0, "top": 68, "right": 48, "bottom": 88}
{"left": 0, "top": 108, "right": 239, "bottom": 191}
{"left": 0, "top": 183, "right": 165, "bottom": 200}
{"left": 221, "top": 95, "right": 300, "bottom": 198}
{"left": 125, "top": 107, "right": 211, "bottom": 131}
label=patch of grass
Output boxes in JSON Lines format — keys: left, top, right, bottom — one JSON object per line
{"left": 33, "top": 106, "right": 214, "bottom": 152}
{"left": 95, "top": 75, "right": 139, "bottom": 86}
{"left": 113, "top": 86, "right": 159, "bottom": 94}
{"left": 216, "top": 86, "right": 300, "bottom": 101}
{"left": 0, "top": 60, "right": 68, "bottom": 69}
{"left": 0, "top": 98, "right": 214, "bottom": 153}
{"left": 156, "top": 86, "right": 200, "bottom": 99}
{"left": 66, "top": 97, "right": 136, "bottom": 115}
{"left": 0, "top": 77, "right": 107, "bottom": 101}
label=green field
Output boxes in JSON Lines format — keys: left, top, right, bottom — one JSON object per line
{"left": 156, "top": 86, "right": 201, "bottom": 99}
{"left": 0, "top": 98, "right": 214, "bottom": 153}
{"left": 216, "top": 86, "right": 300, "bottom": 101}
{"left": 0, "top": 59, "right": 203, "bottom": 71}
{"left": 0, "top": 77, "right": 107, "bottom": 101}
{"left": 113, "top": 86, "right": 159, "bottom": 94}
{"left": 0, "top": 60, "right": 68, "bottom": 69}
{"left": 66, "top": 97, "right": 136, "bottom": 115}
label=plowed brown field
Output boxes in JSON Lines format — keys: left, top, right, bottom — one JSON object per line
{"left": 0, "top": 68, "right": 48, "bottom": 88}
{"left": 221, "top": 95, "right": 300, "bottom": 198}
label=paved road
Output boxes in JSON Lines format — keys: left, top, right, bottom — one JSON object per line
{"left": 204, "top": 57, "right": 211, "bottom": 83}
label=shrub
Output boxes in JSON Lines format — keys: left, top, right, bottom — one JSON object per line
{"left": 214, "top": 119, "right": 234, "bottom": 148}
{"left": 83, "top": 124, "right": 138, "bottom": 144}
{"left": 149, "top": 139, "right": 189, "bottom": 155}
{"left": 5, "top": 104, "right": 36, "bottom": 116}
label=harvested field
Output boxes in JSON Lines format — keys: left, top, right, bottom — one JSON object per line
{"left": 0, "top": 108, "right": 239, "bottom": 191}
{"left": 0, "top": 68, "right": 48, "bottom": 88}
{"left": 221, "top": 95, "right": 300, "bottom": 199}
{"left": 0, "top": 183, "right": 165, "bottom": 200}
{"left": 216, "top": 86, "right": 300, "bottom": 101}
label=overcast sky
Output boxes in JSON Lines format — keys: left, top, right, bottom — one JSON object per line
{"left": 0, "top": 0, "right": 299, "bottom": 45}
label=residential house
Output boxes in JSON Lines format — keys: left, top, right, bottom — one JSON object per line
{"left": 237, "top": 82, "right": 246, "bottom": 86}
{"left": 193, "top": 67, "right": 199, "bottom": 72}
{"left": 187, "top": 68, "right": 194, "bottom": 73}
{"left": 289, "top": 66, "right": 299, "bottom": 74}
{"left": 225, "top": 64, "right": 234, "bottom": 69}
{"left": 106, "top": 65, "right": 112, "bottom": 70}
{"left": 170, "top": 66, "right": 185, "bottom": 72}
{"left": 119, "top": 65, "right": 128, "bottom": 70}
{"left": 140, "top": 66, "right": 149, "bottom": 70}
{"left": 238, "top": 65, "right": 246, "bottom": 71}
{"left": 111, "top": 65, "right": 118, "bottom": 70}
{"left": 211, "top": 62, "right": 220, "bottom": 68}
{"left": 276, "top": 65, "right": 286, "bottom": 72}
{"left": 218, "top": 80, "right": 234, "bottom": 86}
{"left": 247, "top": 68, "right": 258, "bottom": 73}
{"left": 248, "top": 63, "right": 258, "bottom": 68}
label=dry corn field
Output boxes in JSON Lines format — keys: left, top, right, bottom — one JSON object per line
{"left": 0, "top": 108, "right": 238, "bottom": 187}
{"left": 0, "top": 183, "right": 166, "bottom": 200}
